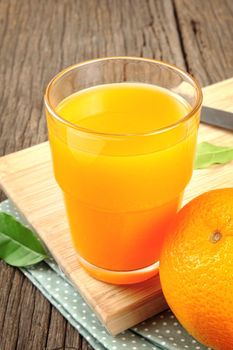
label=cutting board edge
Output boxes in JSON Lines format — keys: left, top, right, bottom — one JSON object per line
{"left": 105, "top": 296, "right": 168, "bottom": 336}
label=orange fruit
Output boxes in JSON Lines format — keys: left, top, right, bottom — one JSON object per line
{"left": 160, "top": 188, "right": 233, "bottom": 350}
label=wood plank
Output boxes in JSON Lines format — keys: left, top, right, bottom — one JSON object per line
{"left": 173, "top": 0, "right": 233, "bottom": 85}
{"left": 1, "top": 78, "right": 233, "bottom": 335}
{"left": 46, "top": 308, "right": 67, "bottom": 349}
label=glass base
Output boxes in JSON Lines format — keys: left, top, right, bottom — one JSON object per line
{"left": 77, "top": 254, "right": 160, "bottom": 284}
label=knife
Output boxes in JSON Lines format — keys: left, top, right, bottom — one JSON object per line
{"left": 201, "top": 106, "right": 233, "bottom": 131}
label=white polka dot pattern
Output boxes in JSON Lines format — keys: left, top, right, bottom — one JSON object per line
{"left": 0, "top": 200, "right": 211, "bottom": 350}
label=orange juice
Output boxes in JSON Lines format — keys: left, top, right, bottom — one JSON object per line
{"left": 47, "top": 83, "right": 199, "bottom": 283}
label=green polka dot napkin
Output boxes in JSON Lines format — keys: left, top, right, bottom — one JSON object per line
{"left": 0, "top": 200, "right": 211, "bottom": 350}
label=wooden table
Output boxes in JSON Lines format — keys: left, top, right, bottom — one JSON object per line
{"left": 0, "top": 1, "right": 233, "bottom": 349}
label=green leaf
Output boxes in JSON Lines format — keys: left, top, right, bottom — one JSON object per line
{"left": 195, "top": 142, "right": 233, "bottom": 169}
{"left": 0, "top": 212, "right": 47, "bottom": 267}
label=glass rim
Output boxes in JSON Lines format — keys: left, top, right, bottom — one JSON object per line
{"left": 44, "top": 56, "right": 203, "bottom": 137}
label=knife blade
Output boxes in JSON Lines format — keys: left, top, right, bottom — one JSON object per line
{"left": 201, "top": 106, "right": 233, "bottom": 131}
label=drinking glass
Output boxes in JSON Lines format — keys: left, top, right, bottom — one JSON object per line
{"left": 44, "top": 57, "right": 202, "bottom": 284}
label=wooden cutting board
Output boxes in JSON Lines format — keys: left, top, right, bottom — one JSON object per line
{"left": 0, "top": 78, "right": 233, "bottom": 335}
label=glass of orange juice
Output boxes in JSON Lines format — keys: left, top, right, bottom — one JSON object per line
{"left": 44, "top": 57, "right": 202, "bottom": 284}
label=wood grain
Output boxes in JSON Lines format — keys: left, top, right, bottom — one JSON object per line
{"left": 0, "top": 0, "right": 233, "bottom": 348}
{"left": 173, "top": 0, "right": 233, "bottom": 85}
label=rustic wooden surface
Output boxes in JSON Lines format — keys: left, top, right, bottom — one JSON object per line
{"left": 0, "top": 0, "right": 232, "bottom": 349}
